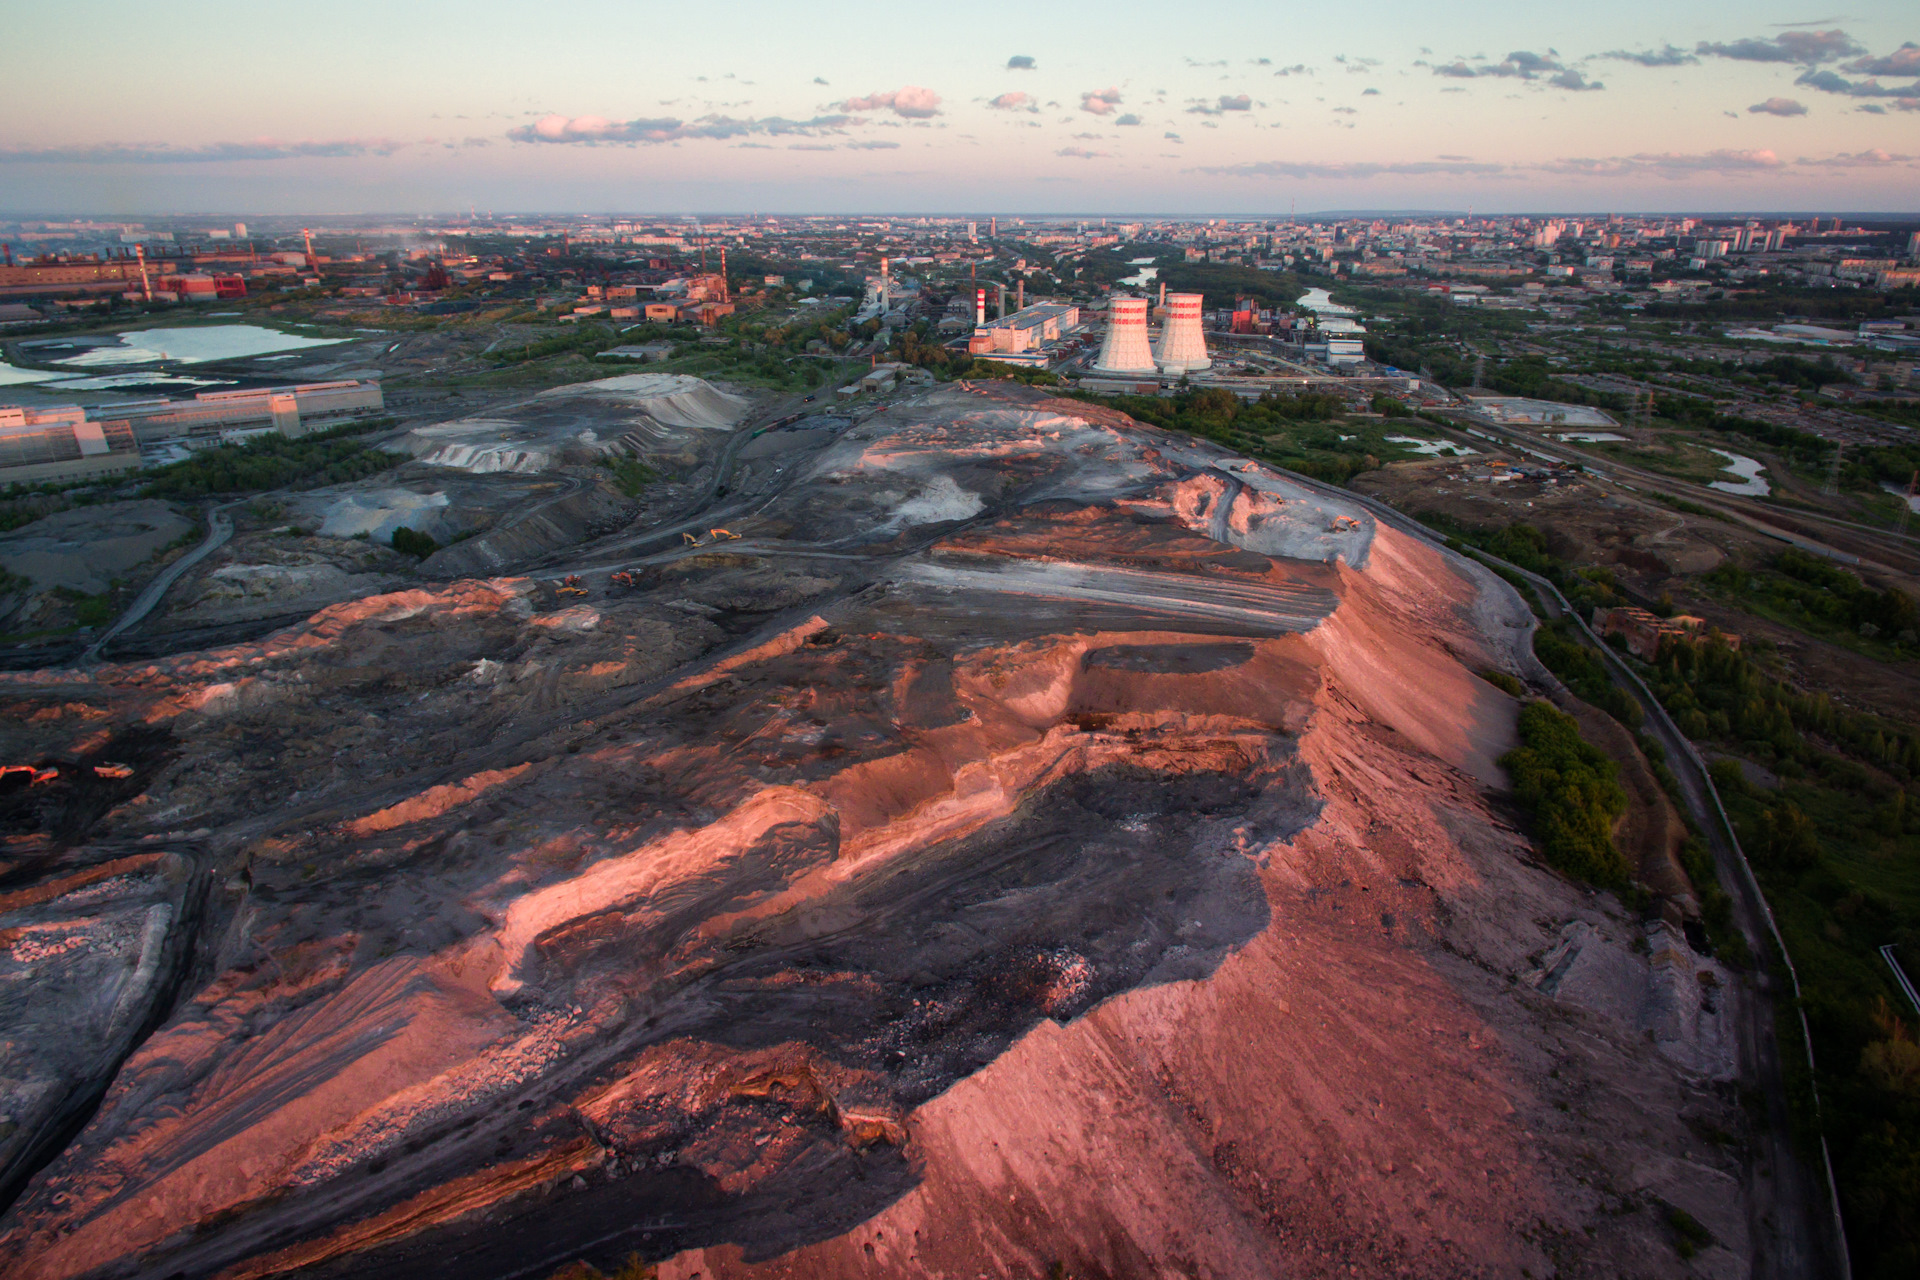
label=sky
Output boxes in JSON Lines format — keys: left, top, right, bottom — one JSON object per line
{"left": 1, "top": 0, "right": 1916, "bottom": 215}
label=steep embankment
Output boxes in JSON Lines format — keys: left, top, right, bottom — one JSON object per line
{"left": 0, "top": 382, "right": 1747, "bottom": 1280}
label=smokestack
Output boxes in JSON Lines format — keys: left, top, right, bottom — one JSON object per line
{"left": 1153, "top": 293, "right": 1210, "bottom": 374}
{"left": 1158, "top": 281, "right": 1166, "bottom": 309}
{"left": 1092, "top": 296, "right": 1156, "bottom": 376}
{"left": 719, "top": 246, "right": 728, "bottom": 301}
{"left": 135, "top": 244, "right": 152, "bottom": 302}
{"left": 880, "top": 255, "right": 890, "bottom": 311}
{"left": 302, "top": 227, "right": 318, "bottom": 273}
{"left": 990, "top": 215, "right": 997, "bottom": 238}
{"left": 975, "top": 288, "right": 986, "bottom": 327}
{"left": 997, "top": 283, "right": 1006, "bottom": 319}
{"left": 2, "top": 243, "right": 10, "bottom": 268}
{"left": 1016, "top": 279, "right": 1024, "bottom": 310}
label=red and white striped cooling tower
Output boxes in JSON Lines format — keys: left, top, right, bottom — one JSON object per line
{"left": 1153, "top": 292, "right": 1211, "bottom": 374}
{"left": 1093, "top": 296, "right": 1157, "bottom": 375}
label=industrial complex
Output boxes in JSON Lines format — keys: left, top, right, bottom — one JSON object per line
{"left": 0, "top": 380, "right": 383, "bottom": 483}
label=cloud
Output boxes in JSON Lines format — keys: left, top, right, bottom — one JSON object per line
{"left": 1187, "top": 93, "right": 1253, "bottom": 115}
{"left": 1196, "top": 158, "right": 1510, "bottom": 178}
{"left": 1194, "top": 147, "right": 1890, "bottom": 181}
{"left": 1794, "top": 67, "right": 1920, "bottom": 98}
{"left": 1056, "top": 145, "right": 1109, "bottom": 159}
{"left": 838, "top": 86, "right": 941, "bottom": 118}
{"left": 1796, "top": 148, "right": 1917, "bottom": 166}
{"left": 1164, "top": 131, "right": 1183, "bottom": 141}
{"left": 1697, "top": 30, "right": 1864, "bottom": 64}
{"left": 1549, "top": 69, "right": 1605, "bottom": 90}
{"left": 786, "top": 143, "right": 835, "bottom": 151}
{"left": 1748, "top": 96, "right": 1808, "bottom": 116}
{"left": 1431, "top": 51, "right": 1601, "bottom": 89}
{"left": 1332, "top": 106, "right": 1357, "bottom": 115}
{"left": 1272, "top": 64, "right": 1308, "bottom": 76}
{"left": 1080, "top": 86, "right": 1123, "bottom": 115}
{"left": 1540, "top": 149, "right": 1784, "bottom": 177}
{"left": 1844, "top": 43, "right": 1920, "bottom": 76}
{"left": 1362, "top": 87, "right": 1381, "bottom": 95}
{"left": 1601, "top": 45, "right": 1699, "bottom": 67}
{"left": 813, "top": 76, "right": 829, "bottom": 85}
{"left": 508, "top": 113, "right": 855, "bottom": 144}
{"left": 1115, "top": 113, "right": 1143, "bottom": 126}
{"left": 1007, "top": 55, "right": 1036, "bottom": 70}
{"left": 0, "top": 138, "right": 407, "bottom": 163}
{"left": 988, "top": 91, "right": 1036, "bottom": 111}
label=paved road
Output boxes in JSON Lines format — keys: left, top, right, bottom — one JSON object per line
{"left": 82, "top": 499, "right": 245, "bottom": 664}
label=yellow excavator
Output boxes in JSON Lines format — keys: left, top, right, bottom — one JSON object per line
{"left": 553, "top": 574, "right": 589, "bottom": 598}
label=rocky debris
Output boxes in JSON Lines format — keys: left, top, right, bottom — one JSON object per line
{"left": 392, "top": 375, "right": 747, "bottom": 475}
{"left": 0, "top": 382, "right": 1746, "bottom": 1280}
{"left": 420, "top": 479, "right": 638, "bottom": 579}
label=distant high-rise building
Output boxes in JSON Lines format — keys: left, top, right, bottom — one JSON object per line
{"left": 234, "top": 222, "right": 247, "bottom": 238}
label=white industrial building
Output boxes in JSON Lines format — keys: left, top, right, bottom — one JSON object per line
{"left": 0, "top": 405, "right": 142, "bottom": 484}
{"left": 113, "top": 380, "right": 385, "bottom": 445}
{"left": 968, "top": 302, "right": 1081, "bottom": 365}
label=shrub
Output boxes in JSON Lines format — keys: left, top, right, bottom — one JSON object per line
{"left": 391, "top": 526, "right": 439, "bottom": 558}
{"left": 1500, "top": 700, "right": 1630, "bottom": 886}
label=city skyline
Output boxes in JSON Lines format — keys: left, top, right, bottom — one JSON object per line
{"left": 2, "top": 0, "right": 1917, "bottom": 214}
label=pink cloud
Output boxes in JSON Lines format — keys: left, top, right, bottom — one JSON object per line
{"left": 838, "top": 86, "right": 942, "bottom": 118}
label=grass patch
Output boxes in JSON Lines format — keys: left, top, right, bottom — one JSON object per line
{"left": 601, "top": 455, "right": 657, "bottom": 497}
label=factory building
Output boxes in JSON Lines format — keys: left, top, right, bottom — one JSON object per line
{"left": 157, "top": 273, "right": 247, "bottom": 301}
{"left": 1154, "top": 293, "right": 1211, "bottom": 374}
{"left": 112, "top": 380, "right": 385, "bottom": 445}
{"left": 967, "top": 302, "right": 1081, "bottom": 364}
{"left": 0, "top": 405, "right": 142, "bottom": 484}
{"left": 1092, "top": 296, "right": 1157, "bottom": 375}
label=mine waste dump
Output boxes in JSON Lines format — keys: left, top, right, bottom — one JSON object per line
{"left": 0, "top": 381, "right": 1754, "bottom": 1278}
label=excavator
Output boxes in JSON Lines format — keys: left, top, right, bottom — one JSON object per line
{"left": 553, "top": 574, "right": 589, "bottom": 598}
{"left": 680, "top": 528, "right": 742, "bottom": 548}
{"left": 609, "top": 569, "right": 638, "bottom": 591}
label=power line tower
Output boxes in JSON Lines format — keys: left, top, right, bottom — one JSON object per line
{"left": 1473, "top": 351, "right": 1486, "bottom": 390}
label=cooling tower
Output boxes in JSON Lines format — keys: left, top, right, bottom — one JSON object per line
{"left": 1092, "top": 295, "right": 1157, "bottom": 375}
{"left": 1154, "top": 292, "right": 1211, "bottom": 374}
